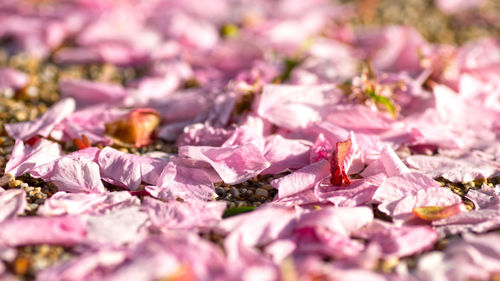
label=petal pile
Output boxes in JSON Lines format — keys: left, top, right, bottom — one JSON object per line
{"left": 0, "top": 0, "right": 500, "bottom": 280}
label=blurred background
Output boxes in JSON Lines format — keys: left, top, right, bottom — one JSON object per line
{"left": 344, "top": 0, "right": 500, "bottom": 44}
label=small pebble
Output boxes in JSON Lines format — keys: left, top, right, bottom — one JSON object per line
{"left": 255, "top": 188, "right": 269, "bottom": 198}
{"left": 215, "top": 187, "right": 226, "bottom": 198}
{"left": 230, "top": 187, "right": 240, "bottom": 197}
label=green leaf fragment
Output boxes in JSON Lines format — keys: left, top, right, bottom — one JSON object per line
{"left": 221, "top": 24, "right": 240, "bottom": 38}
{"left": 366, "top": 89, "right": 396, "bottom": 118}
{"left": 223, "top": 206, "right": 256, "bottom": 218}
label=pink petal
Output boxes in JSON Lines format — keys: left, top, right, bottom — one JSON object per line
{"left": 0, "top": 67, "right": 28, "bottom": 91}
{"left": 325, "top": 105, "right": 394, "bottom": 132}
{"left": 37, "top": 191, "right": 132, "bottom": 216}
{"left": 59, "top": 79, "right": 128, "bottom": 108}
{"left": 36, "top": 249, "right": 127, "bottom": 281}
{"left": 141, "top": 197, "right": 225, "bottom": 231}
{"left": 55, "top": 105, "right": 122, "bottom": 145}
{"left": 45, "top": 158, "right": 106, "bottom": 194}
{"left": 296, "top": 207, "right": 374, "bottom": 236}
{"left": 0, "top": 216, "right": 86, "bottom": 247}
{"left": 315, "top": 174, "right": 385, "bottom": 207}
{"left": 219, "top": 205, "right": 295, "bottom": 260}
{"left": 97, "top": 147, "right": 166, "bottom": 190}
{"left": 373, "top": 172, "right": 441, "bottom": 204}
{"left": 0, "top": 189, "right": 26, "bottom": 222}
{"left": 359, "top": 220, "right": 438, "bottom": 258}
{"left": 5, "top": 139, "right": 62, "bottom": 177}
{"left": 179, "top": 138, "right": 270, "bottom": 185}
{"left": 176, "top": 123, "right": 233, "bottom": 147}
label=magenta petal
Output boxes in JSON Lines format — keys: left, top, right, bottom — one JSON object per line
{"left": 0, "top": 216, "right": 86, "bottom": 247}
{"left": 4, "top": 98, "right": 76, "bottom": 141}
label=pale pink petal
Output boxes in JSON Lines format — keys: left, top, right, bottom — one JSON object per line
{"left": 4, "top": 98, "right": 76, "bottom": 141}
{"left": 436, "top": 0, "right": 485, "bottom": 14}
{"left": 179, "top": 140, "right": 270, "bottom": 185}
{"left": 84, "top": 205, "right": 147, "bottom": 246}
{"left": 373, "top": 172, "right": 441, "bottom": 204}
{"left": 272, "top": 189, "right": 321, "bottom": 207}
{"left": 407, "top": 154, "right": 500, "bottom": 182}
{"left": 379, "top": 145, "right": 410, "bottom": 177}
{"left": 309, "top": 133, "right": 333, "bottom": 163}
{"left": 146, "top": 161, "right": 215, "bottom": 201}
{"left": 53, "top": 47, "right": 101, "bottom": 64}
{"left": 176, "top": 123, "right": 233, "bottom": 147}
{"left": 54, "top": 105, "right": 122, "bottom": 144}
{"left": 154, "top": 89, "right": 212, "bottom": 123}
{"left": 256, "top": 84, "right": 341, "bottom": 130}
{"left": 44, "top": 158, "right": 106, "bottom": 194}
{"left": 272, "top": 159, "right": 330, "bottom": 199}
{"left": 261, "top": 135, "right": 312, "bottom": 175}
{"left": 28, "top": 147, "right": 100, "bottom": 180}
